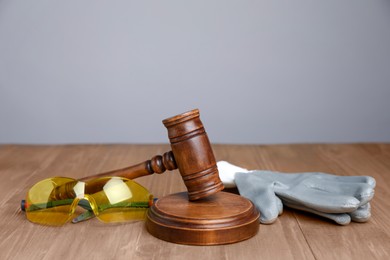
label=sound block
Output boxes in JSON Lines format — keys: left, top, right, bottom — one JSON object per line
{"left": 146, "top": 191, "right": 260, "bottom": 245}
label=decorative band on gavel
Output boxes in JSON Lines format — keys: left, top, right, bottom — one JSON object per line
{"left": 55, "top": 109, "right": 224, "bottom": 201}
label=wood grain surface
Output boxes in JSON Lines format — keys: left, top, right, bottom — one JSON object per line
{"left": 0, "top": 144, "right": 389, "bottom": 259}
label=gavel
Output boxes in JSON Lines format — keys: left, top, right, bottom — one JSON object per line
{"left": 77, "top": 109, "right": 224, "bottom": 201}
{"left": 40, "top": 109, "right": 259, "bottom": 245}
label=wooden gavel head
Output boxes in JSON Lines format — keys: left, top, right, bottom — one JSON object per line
{"left": 162, "top": 109, "right": 224, "bottom": 201}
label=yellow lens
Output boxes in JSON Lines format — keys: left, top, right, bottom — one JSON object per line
{"left": 86, "top": 177, "right": 152, "bottom": 223}
{"left": 26, "top": 177, "right": 78, "bottom": 226}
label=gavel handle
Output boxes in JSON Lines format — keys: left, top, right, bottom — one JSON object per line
{"left": 78, "top": 151, "right": 177, "bottom": 182}
{"left": 49, "top": 151, "right": 177, "bottom": 201}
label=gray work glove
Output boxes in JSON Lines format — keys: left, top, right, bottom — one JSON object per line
{"left": 217, "top": 161, "right": 376, "bottom": 225}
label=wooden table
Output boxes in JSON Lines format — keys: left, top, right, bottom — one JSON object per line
{"left": 0, "top": 144, "right": 389, "bottom": 259}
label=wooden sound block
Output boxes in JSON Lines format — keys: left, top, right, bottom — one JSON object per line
{"left": 145, "top": 191, "right": 260, "bottom": 245}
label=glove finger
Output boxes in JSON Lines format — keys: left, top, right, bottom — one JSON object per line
{"left": 260, "top": 195, "right": 283, "bottom": 224}
{"left": 235, "top": 173, "right": 281, "bottom": 224}
{"left": 258, "top": 195, "right": 282, "bottom": 224}
{"left": 349, "top": 203, "right": 371, "bottom": 222}
{"left": 310, "top": 174, "right": 376, "bottom": 188}
{"left": 282, "top": 198, "right": 351, "bottom": 225}
{"left": 250, "top": 171, "right": 376, "bottom": 188}
{"left": 300, "top": 177, "right": 375, "bottom": 205}
{"left": 277, "top": 188, "right": 360, "bottom": 213}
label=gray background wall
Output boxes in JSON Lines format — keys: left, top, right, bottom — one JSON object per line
{"left": 1, "top": 1, "right": 389, "bottom": 144}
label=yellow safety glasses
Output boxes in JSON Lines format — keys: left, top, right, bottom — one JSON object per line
{"left": 23, "top": 176, "right": 153, "bottom": 226}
